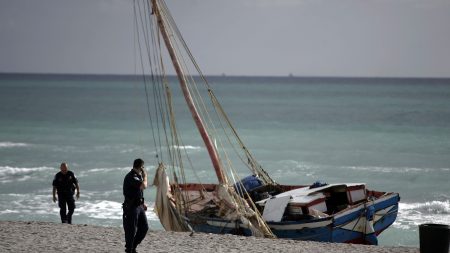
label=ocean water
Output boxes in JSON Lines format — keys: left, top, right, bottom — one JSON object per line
{"left": 0, "top": 74, "right": 449, "bottom": 247}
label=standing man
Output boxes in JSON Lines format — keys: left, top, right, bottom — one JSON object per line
{"left": 123, "top": 158, "right": 149, "bottom": 253}
{"left": 52, "top": 162, "right": 80, "bottom": 224}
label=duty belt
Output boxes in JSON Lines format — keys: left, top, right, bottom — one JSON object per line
{"left": 123, "top": 197, "right": 144, "bottom": 208}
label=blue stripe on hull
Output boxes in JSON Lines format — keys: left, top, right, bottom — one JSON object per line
{"left": 191, "top": 217, "right": 388, "bottom": 244}
{"left": 272, "top": 227, "right": 332, "bottom": 242}
{"left": 374, "top": 205, "right": 399, "bottom": 234}
{"left": 333, "top": 208, "right": 364, "bottom": 226}
{"left": 331, "top": 228, "right": 366, "bottom": 243}
{"left": 187, "top": 194, "right": 400, "bottom": 244}
{"left": 374, "top": 194, "right": 400, "bottom": 210}
{"left": 373, "top": 194, "right": 400, "bottom": 234}
{"left": 193, "top": 221, "right": 362, "bottom": 243}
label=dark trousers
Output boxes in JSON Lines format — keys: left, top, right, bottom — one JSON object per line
{"left": 123, "top": 205, "right": 148, "bottom": 252}
{"left": 58, "top": 194, "right": 75, "bottom": 224}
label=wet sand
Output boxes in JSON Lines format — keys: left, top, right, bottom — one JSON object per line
{"left": 0, "top": 221, "right": 419, "bottom": 252}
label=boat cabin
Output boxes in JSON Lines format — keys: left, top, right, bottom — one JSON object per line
{"left": 256, "top": 183, "right": 367, "bottom": 222}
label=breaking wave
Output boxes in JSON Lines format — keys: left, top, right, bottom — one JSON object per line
{"left": 395, "top": 200, "right": 450, "bottom": 230}
{"left": 0, "top": 192, "right": 159, "bottom": 225}
{"left": 0, "top": 166, "right": 53, "bottom": 183}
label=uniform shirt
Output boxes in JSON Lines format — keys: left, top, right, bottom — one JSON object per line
{"left": 123, "top": 169, "right": 144, "bottom": 201}
{"left": 52, "top": 171, "right": 78, "bottom": 195}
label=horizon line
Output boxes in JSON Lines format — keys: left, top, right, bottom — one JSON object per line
{"left": 1, "top": 72, "right": 450, "bottom": 80}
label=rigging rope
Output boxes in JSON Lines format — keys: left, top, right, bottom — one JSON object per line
{"left": 135, "top": 0, "right": 275, "bottom": 190}
{"left": 156, "top": 0, "right": 275, "bottom": 186}
{"left": 134, "top": 0, "right": 162, "bottom": 161}
{"left": 138, "top": 0, "right": 276, "bottom": 238}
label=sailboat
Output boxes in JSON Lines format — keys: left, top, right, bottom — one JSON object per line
{"left": 134, "top": 0, "right": 400, "bottom": 244}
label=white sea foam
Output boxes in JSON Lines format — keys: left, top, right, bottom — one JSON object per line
{"left": 76, "top": 167, "right": 127, "bottom": 178}
{"left": 171, "top": 145, "right": 202, "bottom": 150}
{"left": 394, "top": 200, "right": 450, "bottom": 230}
{"left": 341, "top": 166, "right": 450, "bottom": 174}
{"left": 71, "top": 189, "right": 124, "bottom": 201}
{"left": 270, "top": 161, "right": 448, "bottom": 175}
{"left": 0, "top": 192, "right": 159, "bottom": 223}
{"left": 75, "top": 200, "right": 157, "bottom": 221}
{"left": 271, "top": 160, "right": 319, "bottom": 181}
{"left": 86, "top": 167, "right": 129, "bottom": 173}
{"left": 348, "top": 166, "right": 422, "bottom": 173}
{"left": 0, "top": 193, "right": 58, "bottom": 218}
{"left": 77, "top": 166, "right": 157, "bottom": 177}
{"left": 119, "top": 148, "right": 136, "bottom": 154}
{"left": 346, "top": 166, "right": 449, "bottom": 173}
{"left": 0, "top": 166, "right": 53, "bottom": 183}
{"left": 76, "top": 200, "right": 123, "bottom": 219}
{"left": 0, "top": 142, "right": 31, "bottom": 148}
{"left": 0, "top": 209, "right": 20, "bottom": 214}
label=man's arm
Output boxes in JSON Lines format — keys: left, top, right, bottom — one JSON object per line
{"left": 75, "top": 183, "right": 80, "bottom": 199}
{"left": 140, "top": 168, "right": 148, "bottom": 190}
{"left": 71, "top": 172, "right": 80, "bottom": 199}
{"left": 140, "top": 168, "right": 148, "bottom": 211}
{"left": 52, "top": 186, "right": 57, "bottom": 203}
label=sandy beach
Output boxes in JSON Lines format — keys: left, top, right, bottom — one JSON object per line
{"left": 0, "top": 221, "right": 419, "bottom": 253}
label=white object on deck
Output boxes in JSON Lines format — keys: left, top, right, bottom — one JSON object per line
{"left": 262, "top": 196, "right": 291, "bottom": 222}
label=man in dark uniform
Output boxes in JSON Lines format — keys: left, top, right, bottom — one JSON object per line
{"left": 52, "top": 162, "right": 80, "bottom": 224}
{"left": 123, "top": 158, "right": 149, "bottom": 253}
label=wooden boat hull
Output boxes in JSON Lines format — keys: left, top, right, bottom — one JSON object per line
{"left": 185, "top": 192, "right": 399, "bottom": 245}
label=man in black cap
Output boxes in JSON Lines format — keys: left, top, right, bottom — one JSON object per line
{"left": 52, "top": 162, "right": 80, "bottom": 224}
{"left": 123, "top": 158, "right": 149, "bottom": 253}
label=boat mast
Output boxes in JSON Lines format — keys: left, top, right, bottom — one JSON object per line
{"left": 151, "top": 0, "right": 227, "bottom": 185}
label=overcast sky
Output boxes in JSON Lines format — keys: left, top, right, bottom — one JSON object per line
{"left": 1, "top": 0, "right": 450, "bottom": 77}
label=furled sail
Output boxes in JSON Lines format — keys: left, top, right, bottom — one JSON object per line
{"left": 153, "top": 163, "right": 190, "bottom": 232}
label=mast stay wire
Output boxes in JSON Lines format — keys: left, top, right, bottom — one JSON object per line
{"left": 135, "top": 0, "right": 185, "bottom": 181}
{"left": 133, "top": 0, "right": 163, "bottom": 162}
{"left": 157, "top": 1, "right": 242, "bottom": 183}
{"left": 142, "top": 0, "right": 187, "bottom": 184}
{"left": 157, "top": 0, "right": 274, "bottom": 185}
{"left": 144, "top": 0, "right": 195, "bottom": 186}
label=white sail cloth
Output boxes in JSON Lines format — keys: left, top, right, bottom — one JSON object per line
{"left": 152, "top": 163, "right": 191, "bottom": 232}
